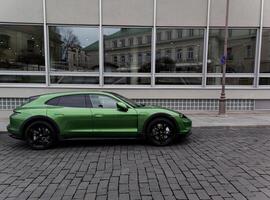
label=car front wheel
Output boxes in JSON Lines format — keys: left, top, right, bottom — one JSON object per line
{"left": 146, "top": 117, "right": 176, "bottom": 146}
{"left": 25, "top": 121, "right": 57, "bottom": 150}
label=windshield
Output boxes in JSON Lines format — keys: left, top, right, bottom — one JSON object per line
{"left": 109, "top": 92, "right": 142, "bottom": 108}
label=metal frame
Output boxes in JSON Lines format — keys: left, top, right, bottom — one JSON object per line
{"left": 0, "top": 0, "right": 270, "bottom": 89}
{"left": 202, "top": 0, "right": 211, "bottom": 87}
{"left": 42, "top": 0, "right": 50, "bottom": 86}
{"left": 151, "top": 0, "right": 157, "bottom": 87}
{"left": 99, "top": 0, "right": 104, "bottom": 87}
{"left": 256, "top": 0, "right": 265, "bottom": 87}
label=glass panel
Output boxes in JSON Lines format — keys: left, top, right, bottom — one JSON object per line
{"left": 208, "top": 29, "right": 257, "bottom": 73}
{"left": 104, "top": 77, "right": 151, "bottom": 85}
{"left": 259, "top": 78, "right": 270, "bottom": 85}
{"left": 0, "top": 75, "right": 45, "bottom": 83}
{"left": 49, "top": 26, "right": 99, "bottom": 72}
{"left": 50, "top": 76, "right": 99, "bottom": 84}
{"left": 260, "top": 29, "right": 270, "bottom": 73}
{"left": 156, "top": 28, "right": 204, "bottom": 73}
{"left": 0, "top": 25, "right": 44, "bottom": 71}
{"left": 207, "top": 77, "right": 253, "bottom": 85}
{"left": 58, "top": 95, "right": 86, "bottom": 108}
{"left": 89, "top": 95, "right": 118, "bottom": 108}
{"left": 103, "top": 28, "right": 152, "bottom": 73}
{"left": 156, "top": 77, "right": 202, "bottom": 85}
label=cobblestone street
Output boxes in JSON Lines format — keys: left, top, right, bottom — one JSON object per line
{"left": 0, "top": 127, "right": 270, "bottom": 200}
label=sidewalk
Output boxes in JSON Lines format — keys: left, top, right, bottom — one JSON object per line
{"left": 1, "top": 112, "right": 270, "bottom": 132}
{"left": 189, "top": 112, "right": 270, "bottom": 128}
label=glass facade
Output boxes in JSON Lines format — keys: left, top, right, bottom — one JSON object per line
{"left": 208, "top": 29, "right": 257, "bottom": 73}
{"left": 0, "top": 24, "right": 269, "bottom": 86}
{"left": 103, "top": 28, "right": 152, "bottom": 73}
{"left": 261, "top": 29, "right": 270, "bottom": 73}
{"left": 0, "top": 25, "right": 45, "bottom": 71}
{"left": 50, "top": 76, "right": 99, "bottom": 85}
{"left": 0, "top": 75, "right": 45, "bottom": 83}
{"left": 49, "top": 26, "right": 99, "bottom": 72}
{"left": 156, "top": 28, "right": 204, "bottom": 73}
{"left": 207, "top": 78, "right": 254, "bottom": 85}
{"left": 104, "top": 77, "right": 151, "bottom": 85}
{"left": 156, "top": 77, "right": 202, "bottom": 85}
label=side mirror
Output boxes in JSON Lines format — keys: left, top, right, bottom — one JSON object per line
{"left": 117, "top": 102, "right": 128, "bottom": 112}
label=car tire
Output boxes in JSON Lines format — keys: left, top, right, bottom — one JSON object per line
{"left": 25, "top": 121, "right": 57, "bottom": 150}
{"left": 146, "top": 117, "right": 176, "bottom": 146}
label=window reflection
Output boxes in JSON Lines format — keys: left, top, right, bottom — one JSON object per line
{"left": 207, "top": 77, "right": 253, "bottom": 85}
{"left": 104, "top": 28, "right": 152, "bottom": 73}
{"left": 50, "top": 76, "right": 99, "bottom": 84}
{"left": 49, "top": 26, "right": 99, "bottom": 72}
{"left": 208, "top": 29, "right": 257, "bottom": 73}
{"left": 0, "top": 75, "right": 45, "bottom": 83}
{"left": 156, "top": 28, "right": 204, "bottom": 73}
{"left": 156, "top": 77, "right": 202, "bottom": 85}
{"left": 104, "top": 77, "right": 150, "bottom": 85}
{"left": 260, "top": 78, "right": 270, "bottom": 85}
{"left": 260, "top": 29, "right": 270, "bottom": 73}
{"left": 0, "top": 25, "right": 45, "bottom": 71}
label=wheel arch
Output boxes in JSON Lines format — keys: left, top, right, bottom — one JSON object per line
{"left": 20, "top": 116, "right": 60, "bottom": 139}
{"left": 142, "top": 113, "right": 179, "bottom": 136}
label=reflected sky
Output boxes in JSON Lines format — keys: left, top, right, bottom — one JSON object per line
{"left": 57, "top": 27, "right": 121, "bottom": 48}
{"left": 57, "top": 27, "right": 99, "bottom": 48}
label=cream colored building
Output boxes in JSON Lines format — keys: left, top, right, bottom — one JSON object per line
{"left": 0, "top": 0, "right": 270, "bottom": 112}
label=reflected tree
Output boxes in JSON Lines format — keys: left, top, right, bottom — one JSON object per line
{"left": 61, "top": 29, "right": 80, "bottom": 61}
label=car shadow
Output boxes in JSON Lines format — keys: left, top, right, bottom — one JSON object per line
{"left": 56, "top": 137, "right": 192, "bottom": 149}
{"left": 4, "top": 133, "right": 192, "bottom": 150}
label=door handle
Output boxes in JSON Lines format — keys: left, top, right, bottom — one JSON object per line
{"left": 54, "top": 113, "right": 64, "bottom": 116}
{"left": 94, "top": 114, "right": 103, "bottom": 118}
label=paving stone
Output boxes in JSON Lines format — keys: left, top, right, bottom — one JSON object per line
{"left": 0, "top": 127, "right": 270, "bottom": 200}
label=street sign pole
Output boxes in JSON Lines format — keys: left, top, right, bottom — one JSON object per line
{"left": 219, "top": 0, "right": 230, "bottom": 115}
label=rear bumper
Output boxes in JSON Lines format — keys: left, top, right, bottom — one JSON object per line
{"left": 7, "top": 125, "right": 23, "bottom": 140}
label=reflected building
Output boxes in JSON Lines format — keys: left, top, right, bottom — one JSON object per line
{"left": 49, "top": 26, "right": 99, "bottom": 72}
{"left": 0, "top": 26, "right": 45, "bottom": 72}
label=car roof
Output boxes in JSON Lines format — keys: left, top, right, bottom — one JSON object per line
{"left": 37, "top": 91, "right": 116, "bottom": 99}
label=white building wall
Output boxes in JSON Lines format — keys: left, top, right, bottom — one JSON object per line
{"left": 157, "top": 0, "right": 208, "bottom": 26}
{"left": 46, "top": 0, "right": 99, "bottom": 25}
{"left": 0, "top": 0, "right": 43, "bottom": 23}
{"left": 102, "top": 0, "right": 154, "bottom": 26}
{"left": 264, "top": 0, "right": 270, "bottom": 27}
{"left": 210, "top": 0, "right": 261, "bottom": 27}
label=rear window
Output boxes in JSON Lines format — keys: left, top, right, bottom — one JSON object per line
{"left": 46, "top": 97, "right": 60, "bottom": 106}
{"left": 46, "top": 95, "right": 87, "bottom": 108}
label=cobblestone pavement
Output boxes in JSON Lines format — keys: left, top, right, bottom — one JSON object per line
{"left": 0, "top": 127, "right": 270, "bottom": 200}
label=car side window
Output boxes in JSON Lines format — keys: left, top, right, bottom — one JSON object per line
{"left": 89, "top": 95, "right": 118, "bottom": 108}
{"left": 46, "top": 97, "right": 60, "bottom": 106}
{"left": 46, "top": 95, "right": 86, "bottom": 108}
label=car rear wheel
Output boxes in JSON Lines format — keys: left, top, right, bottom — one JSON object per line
{"left": 146, "top": 117, "right": 176, "bottom": 146}
{"left": 25, "top": 121, "right": 57, "bottom": 150}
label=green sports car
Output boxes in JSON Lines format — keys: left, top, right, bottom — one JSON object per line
{"left": 7, "top": 91, "right": 192, "bottom": 149}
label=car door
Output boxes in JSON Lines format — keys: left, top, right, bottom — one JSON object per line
{"left": 89, "top": 94, "right": 138, "bottom": 137}
{"left": 46, "top": 94, "right": 92, "bottom": 138}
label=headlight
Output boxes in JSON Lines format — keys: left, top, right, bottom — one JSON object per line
{"left": 179, "top": 113, "right": 188, "bottom": 119}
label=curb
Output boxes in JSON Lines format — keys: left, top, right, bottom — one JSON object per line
{"left": 192, "top": 125, "right": 270, "bottom": 129}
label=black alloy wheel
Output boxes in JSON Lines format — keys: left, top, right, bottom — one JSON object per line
{"left": 147, "top": 117, "right": 176, "bottom": 146}
{"left": 25, "top": 121, "right": 56, "bottom": 150}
